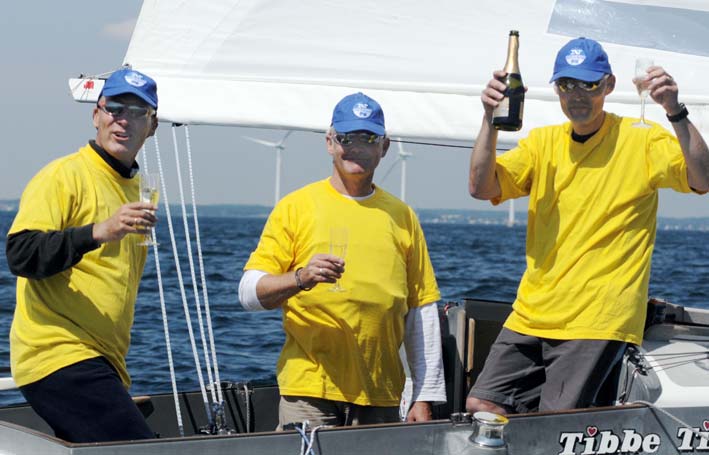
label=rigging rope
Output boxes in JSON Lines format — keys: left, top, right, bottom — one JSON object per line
{"left": 641, "top": 350, "right": 709, "bottom": 372}
{"left": 145, "top": 138, "right": 184, "bottom": 436}
{"left": 169, "top": 126, "right": 217, "bottom": 406}
{"left": 142, "top": 125, "right": 228, "bottom": 435}
{"left": 243, "top": 383, "right": 251, "bottom": 433}
{"left": 162, "top": 127, "right": 212, "bottom": 424}
{"left": 295, "top": 128, "right": 512, "bottom": 151}
{"left": 184, "top": 125, "right": 224, "bottom": 404}
{"left": 295, "top": 421, "right": 326, "bottom": 455}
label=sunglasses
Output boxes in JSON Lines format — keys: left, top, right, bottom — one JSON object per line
{"left": 555, "top": 76, "right": 608, "bottom": 93}
{"left": 98, "top": 100, "right": 154, "bottom": 119}
{"left": 332, "top": 132, "right": 384, "bottom": 146}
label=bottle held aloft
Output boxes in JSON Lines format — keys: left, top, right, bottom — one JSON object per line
{"left": 492, "top": 30, "right": 524, "bottom": 132}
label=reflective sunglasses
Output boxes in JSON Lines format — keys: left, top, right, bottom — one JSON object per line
{"left": 555, "top": 75, "right": 608, "bottom": 93}
{"left": 98, "top": 100, "right": 154, "bottom": 119}
{"left": 332, "top": 132, "right": 384, "bottom": 146}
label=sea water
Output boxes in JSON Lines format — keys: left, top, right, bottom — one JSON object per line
{"left": 0, "top": 211, "right": 707, "bottom": 406}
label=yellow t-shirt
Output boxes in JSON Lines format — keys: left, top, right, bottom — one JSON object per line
{"left": 9, "top": 144, "right": 147, "bottom": 387}
{"left": 244, "top": 178, "right": 440, "bottom": 406}
{"left": 495, "top": 113, "right": 692, "bottom": 345}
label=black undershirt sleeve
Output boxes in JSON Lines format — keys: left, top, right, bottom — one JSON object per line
{"left": 6, "top": 225, "right": 100, "bottom": 280}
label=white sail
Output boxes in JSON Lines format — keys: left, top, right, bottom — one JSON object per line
{"left": 121, "top": 0, "right": 709, "bottom": 142}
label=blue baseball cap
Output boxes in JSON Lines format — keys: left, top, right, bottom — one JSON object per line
{"left": 331, "top": 92, "right": 386, "bottom": 135}
{"left": 550, "top": 37, "right": 612, "bottom": 83}
{"left": 100, "top": 68, "right": 158, "bottom": 109}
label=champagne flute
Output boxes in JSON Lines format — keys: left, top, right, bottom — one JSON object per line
{"left": 329, "top": 227, "right": 348, "bottom": 292}
{"left": 138, "top": 172, "right": 160, "bottom": 246}
{"left": 632, "top": 58, "right": 654, "bottom": 128}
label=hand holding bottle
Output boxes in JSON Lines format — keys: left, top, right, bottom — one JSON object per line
{"left": 482, "top": 70, "right": 515, "bottom": 117}
{"left": 492, "top": 30, "right": 525, "bottom": 132}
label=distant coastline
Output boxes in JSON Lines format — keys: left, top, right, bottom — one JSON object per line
{"left": 2, "top": 200, "right": 709, "bottom": 231}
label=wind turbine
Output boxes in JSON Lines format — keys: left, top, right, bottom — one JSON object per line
{"left": 507, "top": 199, "right": 515, "bottom": 227}
{"left": 498, "top": 140, "right": 517, "bottom": 228}
{"left": 379, "top": 139, "right": 413, "bottom": 202}
{"left": 243, "top": 131, "right": 292, "bottom": 206}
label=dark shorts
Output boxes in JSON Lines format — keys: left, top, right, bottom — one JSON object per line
{"left": 20, "top": 357, "right": 154, "bottom": 443}
{"left": 468, "top": 328, "right": 626, "bottom": 413}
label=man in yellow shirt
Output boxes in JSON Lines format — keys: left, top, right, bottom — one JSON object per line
{"left": 466, "top": 38, "right": 709, "bottom": 414}
{"left": 6, "top": 68, "right": 159, "bottom": 442}
{"left": 239, "top": 92, "right": 446, "bottom": 428}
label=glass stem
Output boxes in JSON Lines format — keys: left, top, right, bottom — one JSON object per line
{"left": 640, "top": 96, "right": 647, "bottom": 124}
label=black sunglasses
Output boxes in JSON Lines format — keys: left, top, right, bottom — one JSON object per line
{"left": 555, "top": 76, "right": 608, "bottom": 93}
{"left": 98, "top": 100, "right": 154, "bottom": 119}
{"left": 333, "top": 132, "right": 384, "bottom": 146}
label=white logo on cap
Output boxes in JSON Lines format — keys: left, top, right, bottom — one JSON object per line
{"left": 565, "top": 49, "right": 586, "bottom": 66}
{"left": 352, "top": 103, "right": 373, "bottom": 118}
{"left": 124, "top": 71, "right": 148, "bottom": 87}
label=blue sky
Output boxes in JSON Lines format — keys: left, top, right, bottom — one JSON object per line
{"left": 2, "top": 2, "right": 708, "bottom": 218}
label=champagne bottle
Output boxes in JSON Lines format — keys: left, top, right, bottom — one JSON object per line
{"left": 492, "top": 30, "right": 524, "bottom": 131}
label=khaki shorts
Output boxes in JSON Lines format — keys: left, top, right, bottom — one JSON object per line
{"left": 468, "top": 328, "right": 626, "bottom": 413}
{"left": 278, "top": 395, "right": 400, "bottom": 429}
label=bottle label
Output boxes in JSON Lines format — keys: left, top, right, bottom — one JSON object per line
{"left": 493, "top": 98, "right": 510, "bottom": 118}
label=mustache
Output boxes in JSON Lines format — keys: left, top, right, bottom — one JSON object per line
{"left": 341, "top": 152, "right": 369, "bottom": 160}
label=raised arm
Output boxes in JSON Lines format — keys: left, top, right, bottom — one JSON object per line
{"left": 646, "top": 66, "right": 709, "bottom": 192}
{"left": 469, "top": 70, "right": 508, "bottom": 200}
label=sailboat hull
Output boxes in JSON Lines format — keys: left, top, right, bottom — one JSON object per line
{"left": 0, "top": 399, "right": 708, "bottom": 454}
{"left": 1, "top": 297, "right": 708, "bottom": 454}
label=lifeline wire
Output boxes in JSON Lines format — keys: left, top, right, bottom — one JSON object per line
{"left": 146, "top": 138, "right": 184, "bottom": 436}
{"left": 163, "top": 127, "right": 212, "bottom": 422}
{"left": 184, "top": 125, "right": 223, "bottom": 404}
{"left": 648, "top": 357, "right": 709, "bottom": 372}
{"left": 641, "top": 350, "right": 709, "bottom": 372}
{"left": 170, "top": 126, "right": 217, "bottom": 406}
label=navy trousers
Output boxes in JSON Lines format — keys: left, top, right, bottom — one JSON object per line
{"left": 20, "top": 357, "right": 154, "bottom": 443}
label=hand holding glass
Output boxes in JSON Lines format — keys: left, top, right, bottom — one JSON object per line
{"left": 138, "top": 173, "right": 160, "bottom": 246}
{"left": 632, "top": 58, "right": 654, "bottom": 128}
{"left": 329, "top": 227, "right": 348, "bottom": 292}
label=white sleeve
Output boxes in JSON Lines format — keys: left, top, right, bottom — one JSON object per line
{"left": 404, "top": 302, "right": 447, "bottom": 403}
{"left": 238, "top": 269, "right": 268, "bottom": 311}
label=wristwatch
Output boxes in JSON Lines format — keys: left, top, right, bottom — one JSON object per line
{"left": 666, "top": 103, "right": 689, "bottom": 123}
{"left": 294, "top": 267, "right": 312, "bottom": 291}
